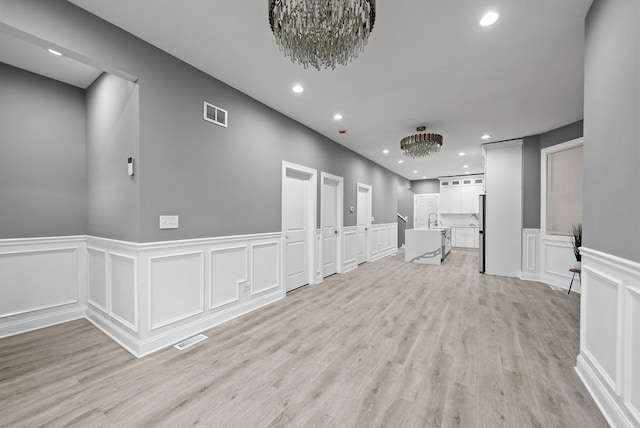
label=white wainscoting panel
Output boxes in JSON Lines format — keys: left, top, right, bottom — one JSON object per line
{"left": 626, "top": 286, "right": 640, "bottom": 422}
{"left": 0, "top": 248, "right": 78, "bottom": 316}
{"left": 149, "top": 251, "right": 205, "bottom": 330}
{"left": 342, "top": 226, "right": 358, "bottom": 273}
{"left": 576, "top": 247, "right": 640, "bottom": 428}
{"left": 0, "top": 237, "right": 86, "bottom": 337}
{"left": 251, "top": 241, "right": 280, "bottom": 295}
{"left": 85, "top": 233, "right": 284, "bottom": 357}
{"left": 583, "top": 266, "right": 620, "bottom": 391}
{"left": 521, "top": 229, "right": 540, "bottom": 281}
{"left": 87, "top": 247, "right": 107, "bottom": 312}
{"left": 109, "top": 252, "right": 138, "bottom": 332}
{"left": 539, "top": 234, "right": 580, "bottom": 292}
{"left": 370, "top": 223, "right": 398, "bottom": 262}
{"left": 209, "top": 246, "right": 246, "bottom": 309}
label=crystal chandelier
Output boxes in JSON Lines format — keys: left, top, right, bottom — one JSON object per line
{"left": 268, "top": 0, "right": 376, "bottom": 70}
{"left": 400, "top": 127, "right": 443, "bottom": 158}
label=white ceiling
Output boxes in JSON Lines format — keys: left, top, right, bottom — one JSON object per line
{"left": 0, "top": 30, "right": 102, "bottom": 89}
{"left": 12, "top": 0, "right": 593, "bottom": 180}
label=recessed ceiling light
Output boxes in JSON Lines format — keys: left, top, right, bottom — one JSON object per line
{"left": 465, "top": 171, "right": 471, "bottom": 174}
{"left": 459, "top": 152, "right": 465, "bottom": 156}
{"left": 398, "top": 160, "right": 404, "bottom": 164}
{"left": 383, "top": 149, "right": 389, "bottom": 154}
{"left": 463, "top": 165, "right": 469, "bottom": 169}
{"left": 413, "top": 170, "right": 418, "bottom": 174}
{"left": 480, "top": 11, "right": 500, "bottom": 27}
{"left": 334, "top": 113, "right": 343, "bottom": 120}
{"left": 292, "top": 84, "right": 304, "bottom": 93}
{"left": 481, "top": 134, "right": 491, "bottom": 140}
{"left": 47, "top": 48, "right": 62, "bottom": 56}
{"left": 422, "top": 176, "right": 427, "bottom": 179}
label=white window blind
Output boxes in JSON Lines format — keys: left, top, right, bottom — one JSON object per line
{"left": 546, "top": 145, "right": 583, "bottom": 235}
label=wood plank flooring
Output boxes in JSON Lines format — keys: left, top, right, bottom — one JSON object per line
{"left": 0, "top": 250, "right": 607, "bottom": 427}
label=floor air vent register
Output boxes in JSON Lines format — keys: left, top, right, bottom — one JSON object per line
{"left": 174, "top": 334, "right": 208, "bottom": 351}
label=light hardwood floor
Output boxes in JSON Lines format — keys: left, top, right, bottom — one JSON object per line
{"left": 0, "top": 250, "right": 607, "bottom": 427}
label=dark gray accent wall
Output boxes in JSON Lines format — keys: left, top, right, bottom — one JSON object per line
{"left": 410, "top": 179, "right": 440, "bottom": 195}
{"left": 397, "top": 182, "right": 413, "bottom": 246}
{"left": 584, "top": 0, "right": 639, "bottom": 262}
{"left": 0, "top": 63, "right": 87, "bottom": 238}
{"left": 522, "top": 135, "right": 541, "bottom": 228}
{"left": 2, "top": 0, "right": 408, "bottom": 242}
{"left": 539, "top": 121, "right": 584, "bottom": 150}
{"left": 86, "top": 73, "right": 140, "bottom": 241}
{"left": 521, "top": 121, "right": 583, "bottom": 229}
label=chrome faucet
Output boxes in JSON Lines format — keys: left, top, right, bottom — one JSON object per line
{"left": 428, "top": 212, "right": 438, "bottom": 229}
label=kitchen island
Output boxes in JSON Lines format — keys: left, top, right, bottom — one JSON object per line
{"left": 405, "top": 227, "right": 451, "bottom": 265}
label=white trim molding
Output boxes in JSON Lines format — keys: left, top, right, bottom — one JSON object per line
{"left": 576, "top": 247, "right": 640, "bottom": 428}
{"left": 538, "top": 137, "right": 584, "bottom": 292}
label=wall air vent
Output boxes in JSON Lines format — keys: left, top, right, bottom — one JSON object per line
{"left": 174, "top": 334, "right": 207, "bottom": 351}
{"left": 203, "top": 101, "right": 227, "bottom": 128}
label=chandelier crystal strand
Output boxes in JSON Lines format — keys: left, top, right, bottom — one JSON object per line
{"left": 400, "top": 131, "right": 443, "bottom": 158}
{"left": 269, "top": 0, "right": 376, "bottom": 70}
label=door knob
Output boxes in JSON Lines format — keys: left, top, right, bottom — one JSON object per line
{"left": 334, "top": 230, "right": 338, "bottom": 235}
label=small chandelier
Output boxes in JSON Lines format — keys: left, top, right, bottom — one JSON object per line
{"left": 401, "top": 127, "right": 443, "bottom": 158}
{"left": 268, "top": 0, "right": 376, "bottom": 70}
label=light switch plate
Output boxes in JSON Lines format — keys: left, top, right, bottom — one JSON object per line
{"left": 159, "top": 215, "right": 179, "bottom": 229}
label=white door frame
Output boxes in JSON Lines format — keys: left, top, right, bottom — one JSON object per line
{"left": 413, "top": 193, "right": 440, "bottom": 229}
{"left": 320, "top": 172, "right": 344, "bottom": 276}
{"left": 356, "top": 182, "right": 372, "bottom": 263}
{"left": 539, "top": 137, "right": 584, "bottom": 289}
{"left": 282, "top": 161, "right": 317, "bottom": 290}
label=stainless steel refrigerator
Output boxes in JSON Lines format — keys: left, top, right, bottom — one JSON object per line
{"left": 479, "top": 194, "right": 486, "bottom": 273}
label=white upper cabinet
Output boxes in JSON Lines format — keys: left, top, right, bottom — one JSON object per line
{"left": 439, "top": 175, "right": 484, "bottom": 214}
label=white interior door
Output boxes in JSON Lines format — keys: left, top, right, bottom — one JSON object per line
{"left": 283, "top": 163, "right": 316, "bottom": 292}
{"left": 414, "top": 193, "right": 439, "bottom": 228}
{"left": 356, "top": 183, "right": 372, "bottom": 264}
{"left": 321, "top": 173, "right": 343, "bottom": 277}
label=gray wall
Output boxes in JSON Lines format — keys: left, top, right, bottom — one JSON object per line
{"left": 410, "top": 179, "right": 440, "bottom": 195}
{"left": 86, "top": 73, "right": 140, "bottom": 241}
{"left": 521, "top": 121, "right": 583, "bottom": 229}
{"left": 397, "top": 183, "right": 413, "bottom": 246}
{"left": 584, "top": 0, "right": 639, "bottom": 262}
{"left": 1, "top": 0, "right": 408, "bottom": 243}
{"left": 0, "top": 63, "right": 87, "bottom": 238}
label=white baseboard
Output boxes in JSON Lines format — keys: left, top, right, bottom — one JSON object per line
{"left": 87, "top": 289, "right": 283, "bottom": 358}
{"left": 0, "top": 306, "right": 86, "bottom": 338}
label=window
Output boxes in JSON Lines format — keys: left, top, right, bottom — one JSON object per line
{"left": 546, "top": 145, "right": 583, "bottom": 235}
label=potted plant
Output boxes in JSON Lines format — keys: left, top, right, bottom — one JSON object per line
{"left": 570, "top": 223, "right": 582, "bottom": 269}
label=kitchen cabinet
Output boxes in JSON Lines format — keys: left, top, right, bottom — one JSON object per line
{"left": 439, "top": 175, "right": 484, "bottom": 214}
{"left": 451, "top": 227, "right": 478, "bottom": 248}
